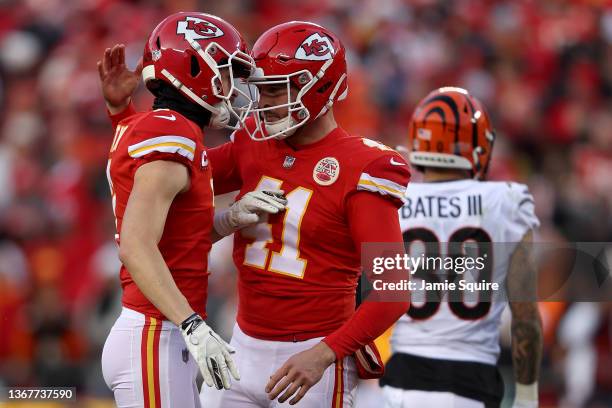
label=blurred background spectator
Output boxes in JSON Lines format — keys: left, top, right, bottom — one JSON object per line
{"left": 0, "top": 0, "right": 610, "bottom": 406}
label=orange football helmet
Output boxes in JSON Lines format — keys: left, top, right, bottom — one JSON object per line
{"left": 408, "top": 87, "right": 495, "bottom": 180}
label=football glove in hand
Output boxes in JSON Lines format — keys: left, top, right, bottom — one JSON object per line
{"left": 214, "top": 190, "right": 287, "bottom": 236}
{"left": 180, "top": 313, "right": 239, "bottom": 390}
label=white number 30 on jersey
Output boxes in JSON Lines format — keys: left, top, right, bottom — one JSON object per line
{"left": 242, "top": 176, "right": 313, "bottom": 279}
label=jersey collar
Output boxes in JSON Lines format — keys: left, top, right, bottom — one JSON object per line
{"left": 279, "top": 126, "right": 347, "bottom": 152}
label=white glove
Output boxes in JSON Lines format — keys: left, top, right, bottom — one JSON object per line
{"left": 512, "top": 382, "right": 538, "bottom": 408}
{"left": 180, "top": 313, "right": 240, "bottom": 390}
{"left": 214, "top": 189, "right": 287, "bottom": 236}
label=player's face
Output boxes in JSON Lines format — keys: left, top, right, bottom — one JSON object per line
{"left": 256, "top": 84, "right": 296, "bottom": 122}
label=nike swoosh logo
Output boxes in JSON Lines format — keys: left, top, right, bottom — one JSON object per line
{"left": 390, "top": 157, "right": 405, "bottom": 166}
{"left": 154, "top": 114, "right": 176, "bottom": 121}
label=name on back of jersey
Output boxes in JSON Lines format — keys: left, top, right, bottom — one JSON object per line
{"left": 400, "top": 194, "right": 483, "bottom": 219}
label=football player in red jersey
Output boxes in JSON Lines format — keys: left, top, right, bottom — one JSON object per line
{"left": 101, "top": 21, "right": 411, "bottom": 407}
{"left": 98, "top": 12, "right": 288, "bottom": 408}
{"left": 207, "top": 22, "right": 411, "bottom": 407}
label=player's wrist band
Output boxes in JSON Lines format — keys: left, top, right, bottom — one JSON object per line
{"left": 180, "top": 313, "right": 203, "bottom": 334}
{"left": 515, "top": 382, "right": 538, "bottom": 402}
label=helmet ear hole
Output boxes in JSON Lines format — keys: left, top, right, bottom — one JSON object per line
{"left": 317, "top": 81, "right": 332, "bottom": 94}
{"left": 190, "top": 55, "right": 201, "bottom": 77}
{"left": 156, "top": 36, "right": 161, "bottom": 49}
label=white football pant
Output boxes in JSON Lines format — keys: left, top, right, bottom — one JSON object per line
{"left": 200, "top": 323, "right": 358, "bottom": 407}
{"left": 102, "top": 307, "right": 201, "bottom": 408}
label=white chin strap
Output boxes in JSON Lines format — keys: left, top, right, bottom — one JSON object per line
{"left": 264, "top": 116, "right": 298, "bottom": 140}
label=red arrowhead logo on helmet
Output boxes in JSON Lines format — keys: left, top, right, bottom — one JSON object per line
{"left": 244, "top": 21, "right": 347, "bottom": 141}
{"left": 142, "top": 12, "right": 254, "bottom": 131}
{"left": 176, "top": 16, "right": 224, "bottom": 40}
{"left": 295, "top": 33, "right": 335, "bottom": 61}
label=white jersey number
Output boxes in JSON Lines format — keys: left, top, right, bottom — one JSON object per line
{"left": 243, "top": 176, "right": 313, "bottom": 279}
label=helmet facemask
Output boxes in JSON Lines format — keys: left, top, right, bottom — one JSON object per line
{"left": 473, "top": 128, "right": 496, "bottom": 180}
{"left": 245, "top": 69, "right": 315, "bottom": 140}
{"left": 243, "top": 21, "right": 349, "bottom": 141}
{"left": 181, "top": 37, "right": 255, "bottom": 129}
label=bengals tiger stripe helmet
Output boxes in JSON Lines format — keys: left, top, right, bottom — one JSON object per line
{"left": 408, "top": 87, "right": 496, "bottom": 180}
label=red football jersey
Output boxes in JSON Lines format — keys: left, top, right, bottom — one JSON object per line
{"left": 209, "top": 119, "right": 410, "bottom": 340}
{"left": 107, "top": 109, "right": 214, "bottom": 320}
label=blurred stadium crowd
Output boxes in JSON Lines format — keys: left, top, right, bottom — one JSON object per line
{"left": 0, "top": 0, "right": 611, "bottom": 406}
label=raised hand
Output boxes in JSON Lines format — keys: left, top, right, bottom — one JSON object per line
{"left": 97, "top": 44, "right": 142, "bottom": 113}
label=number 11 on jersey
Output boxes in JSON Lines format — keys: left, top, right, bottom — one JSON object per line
{"left": 243, "top": 176, "right": 313, "bottom": 279}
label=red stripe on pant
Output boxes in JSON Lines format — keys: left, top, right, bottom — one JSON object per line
{"left": 152, "top": 321, "right": 162, "bottom": 407}
{"left": 141, "top": 317, "right": 151, "bottom": 408}
{"left": 331, "top": 359, "right": 344, "bottom": 408}
{"left": 141, "top": 316, "right": 161, "bottom": 408}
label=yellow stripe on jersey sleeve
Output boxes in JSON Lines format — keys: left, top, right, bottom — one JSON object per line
{"left": 128, "top": 135, "right": 196, "bottom": 161}
{"left": 357, "top": 172, "right": 407, "bottom": 203}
